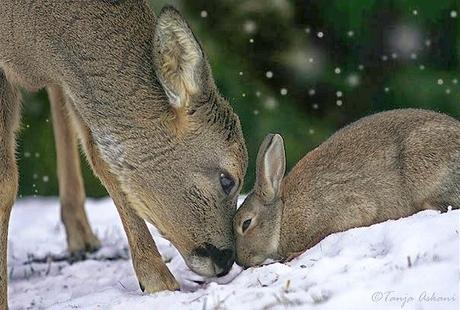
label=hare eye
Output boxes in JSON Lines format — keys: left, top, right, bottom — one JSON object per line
{"left": 242, "top": 219, "right": 252, "bottom": 233}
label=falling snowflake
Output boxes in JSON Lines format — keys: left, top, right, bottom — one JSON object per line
{"left": 317, "top": 31, "right": 324, "bottom": 38}
{"left": 346, "top": 74, "right": 360, "bottom": 87}
{"left": 280, "top": 88, "right": 288, "bottom": 95}
{"left": 334, "top": 67, "right": 341, "bottom": 74}
{"left": 437, "top": 79, "right": 444, "bottom": 85}
{"left": 308, "top": 89, "right": 316, "bottom": 96}
{"left": 282, "top": 46, "right": 324, "bottom": 78}
{"left": 389, "top": 24, "right": 422, "bottom": 57}
{"left": 264, "top": 97, "right": 278, "bottom": 110}
{"left": 336, "top": 100, "right": 343, "bottom": 106}
{"left": 451, "top": 11, "right": 458, "bottom": 18}
{"left": 336, "top": 91, "right": 343, "bottom": 98}
{"left": 200, "top": 10, "right": 208, "bottom": 18}
{"left": 265, "top": 71, "right": 274, "bottom": 79}
{"left": 243, "top": 20, "right": 257, "bottom": 34}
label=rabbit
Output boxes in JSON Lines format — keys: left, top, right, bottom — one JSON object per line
{"left": 234, "top": 108, "right": 460, "bottom": 267}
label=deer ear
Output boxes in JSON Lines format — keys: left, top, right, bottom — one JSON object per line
{"left": 254, "top": 134, "right": 286, "bottom": 203}
{"left": 153, "top": 6, "right": 206, "bottom": 109}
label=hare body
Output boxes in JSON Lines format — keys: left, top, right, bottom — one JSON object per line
{"left": 234, "top": 109, "right": 460, "bottom": 267}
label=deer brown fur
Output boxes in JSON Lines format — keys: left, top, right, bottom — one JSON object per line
{"left": 0, "top": 2, "right": 247, "bottom": 308}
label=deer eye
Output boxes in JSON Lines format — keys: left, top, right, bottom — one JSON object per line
{"left": 220, "top": 173, "right": 235, "bottom": 195}
{"left": 242, "top": 219, "right": 252, "bottom": 233}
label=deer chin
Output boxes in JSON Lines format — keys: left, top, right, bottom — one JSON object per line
{"left": 184, "top": 255, "right": 219, "bottom": 277}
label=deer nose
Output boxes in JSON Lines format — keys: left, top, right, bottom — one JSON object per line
{"left": 193, "top": 243, "right": 235, "bottom": 277}
{"left": 213, "top": 248, "right": 234, "bottom": 277}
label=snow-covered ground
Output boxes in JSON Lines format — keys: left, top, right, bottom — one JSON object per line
{"left": 7, "top": 197, "right": 459, "bottom": 310}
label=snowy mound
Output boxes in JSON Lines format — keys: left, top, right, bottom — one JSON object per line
{"left": 8, "top": 198, "right": 459, "bottom": 310}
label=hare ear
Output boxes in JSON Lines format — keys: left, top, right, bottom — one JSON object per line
{"left": 153, "top": 6, "right": 207, "bottom": 109}
{"left": 254, "top": 134, "right": 286, "bottom": 203}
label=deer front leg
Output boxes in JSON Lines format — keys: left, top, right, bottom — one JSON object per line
{"left": 113, "top": 196, "right": 179, "bottom": 292}
{"left": 0, "top": 71, "right": 20, "bottom": 310}
{"left": 67, "top": 103, "right": 179, "bottom": 293}
{"left": 48, "top": 86, "right": 100, "bottom": 260}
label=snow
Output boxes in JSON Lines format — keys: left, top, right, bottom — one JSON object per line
{"left": 8, "top": 197, "right": 460, "bottom": 310}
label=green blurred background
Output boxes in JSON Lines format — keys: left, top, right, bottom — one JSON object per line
{"left": 18, "top": 0, "right": 459, "bottom": 198}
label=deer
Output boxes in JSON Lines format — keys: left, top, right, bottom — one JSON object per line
{"left": 234, "top": 109, "right": 460, "bottom": 267}
{"left": 0, "top": 1, "right": 248, "bottom": 308}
